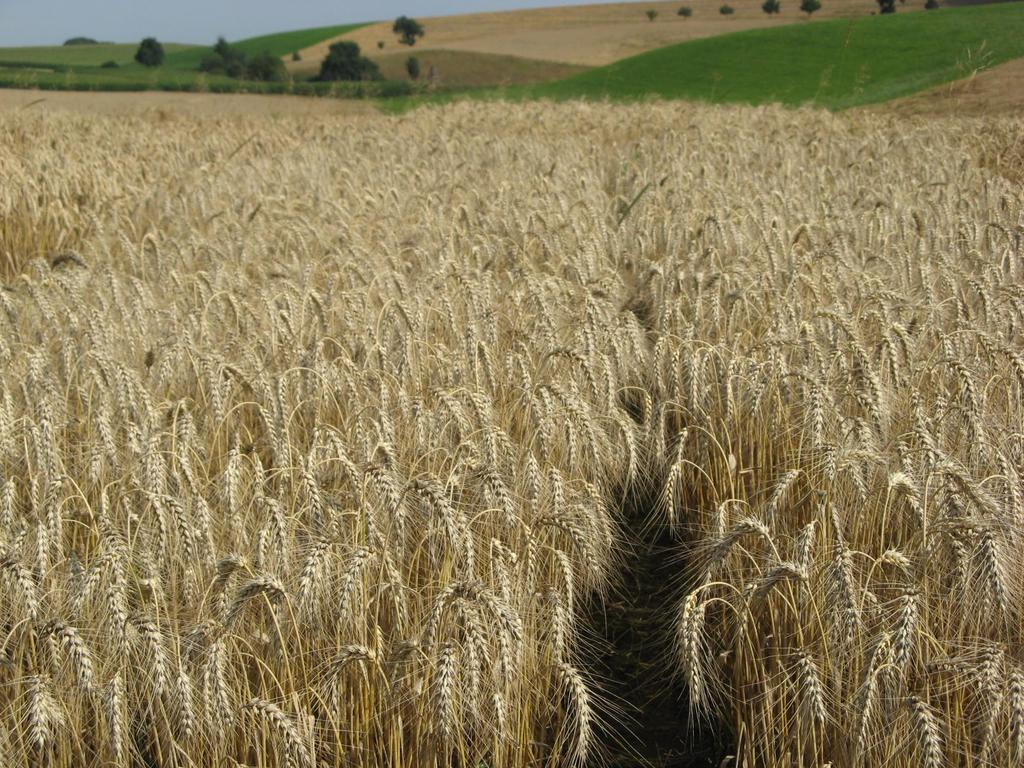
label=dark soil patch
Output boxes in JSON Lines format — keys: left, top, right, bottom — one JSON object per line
{"left": 583, "top": 489, "right": 729, "bottom": 767}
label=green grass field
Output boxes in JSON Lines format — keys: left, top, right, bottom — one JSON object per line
{"left": 0, "top": 23, "right": 370, "bottom": 93}
{"left": 527, "top": 1, "right": 1024, "bottom": 109}
{"left": 0, "top": 43, "right": 195, "bottom": 68}
{"left": 160, "top": 23, "right": 368, "bottom": 70}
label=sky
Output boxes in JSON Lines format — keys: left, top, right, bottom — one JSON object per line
{"left": 0, "top": 0, "right": 642, "bottom": 47}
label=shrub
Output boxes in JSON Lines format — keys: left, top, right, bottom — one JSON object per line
{"left": 719, "top": 4, "right": 735, "bottom": 13}
{"left": 100, "top": 60, "right": 119, "bottom": 69}
{"left": 317, "top": 41, "right": 381, "bottom": 81}
{"left": 378, "top": 79, "right": 413, "bottom": 98}
{"left": 134, "top": 37, "right": 165, "bottom": 67}
{"left": 646, "top": 9, "right": 659, "bottom": 20}
{"left": 200, "top": 37, "right": 247, "bottom": 77}
{"left": 678, "top": 5, "right": 693, "bottom": 15}
{"left": 763, "top": 0, "right": 782, "bottom": 12}
{"left": 393, "top": 16, "right": 425, "bottom": 46}
{"left": 246, "top": 51, "right": 288, "bottom": 82}
{"left": 406, "top": 56, "right": 420, "bottom": 80}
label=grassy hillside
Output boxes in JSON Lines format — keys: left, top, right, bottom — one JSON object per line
{"left": 529, "top": 1, "right": 1024, "bottom": 109}
{"left": 0, "top": 43, "right": 194, "bottom": 68}
{"left": 0, "top": 23, "right": 374, "bottom": 94}
{"left": 0, "top": 25, "right": 367, "bottom": 72}
{"left": 161, "top": 23, "right": 369, "bottom": 70}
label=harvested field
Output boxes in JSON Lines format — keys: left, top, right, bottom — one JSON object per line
{"left": 293, "top": 0, "right": 902, "bottom": 68}
{"left": 0, "top": 88, "right": 379, "bottom": 117}
{"left": 291, "top": 49, "right": 588, "bottom": 88}
{"left": 883, "top": 56, "right": 1024, "bottom": 116}
{"left": 0, "top": 100, "right": 1021, "bottom": 768}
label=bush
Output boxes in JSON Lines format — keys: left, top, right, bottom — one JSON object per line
{"left": 246, "top": 51, "right": 287, "bottom": 82}
{"left": 678, "top": 5, "right": 693, "bottom": 15}
{"left": 100, "top": 60, "right": 119, "bottom": 69}
{"left": 800, "top": 0, "right": 822, "bottom": 13}
{"left": 924, "top": 0, "right": 939, "bottom": 7}
{"left": 198, "top": 38, "right": 287, "bottom": 82}
{"left": 763, "top": 0, "right": 782, "bottom": 12}
{"left": 63, "top": 37, "right": 99, "bottom": 46}
{"left": 134, "top": 38, "right": 165, "bottom": 67}
{"left": 292, "top": 51, "right": 301, "bottom": 62}
{"left": 317, "top": 41, "right": 381, "bottom": 81}
{"left": 200, "top": 37, "right": 247, "bottom": 77}
{"left": 646, "top": 9, "right": 659, "bottom": 20}
{"left": 719, "top": 4, "right": 735, "bottom": 13}
{"left": 406, "top": 56, "right": 420, "bottom": 80}
{"left": 379, "top": 80, "right": 413, "bottom": 98}
{"left": 200, "top": 54, "right": 244, "bottom": 78}
{"left": 878, "top": 0, "right": 896, "bottom": 11}
{"left": 377, "top": 41, "right": 385, "bottom": 49}
{"left": 393, "top": 16, "right": 425, "bottom": 46}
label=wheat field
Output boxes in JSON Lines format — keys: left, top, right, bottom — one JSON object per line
{"left": 0, "top": 102, "right": 1021, "bottom": 768}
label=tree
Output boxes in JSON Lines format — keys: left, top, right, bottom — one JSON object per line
{"left": 646, "top": 9, "right": 659, "bottom": 20}
{"left": 292, "top": 50, "right": 301, "bottom": 61}
{"left": 878, "top": 0, "right": 896, "bottom": 11}
{"left": 924, "top": 0, "right": 939, "bottom": 8}
{"left": 800, "top": 0, "right": 821, "bottom": 14}
{"left": 678, "top": 6, "right": 693, "bottom": 16}
{"left": 719, "top": 4, "right": 735, "bottom": 13}
{"left": 317, "top": 41, "right": 381, "bottom": 81}
{"left": 64, "top": 37, "right": 99, "bottom": 46}
{"left": 134, "top": 38, "right": 165, "bottom": 67}
{"left": 762, "top": 0, "right": 781, "bottom": 13}
{"left": 213, "top": 36, "right": 231, "bottom": 58}
{"left": 406, "top": 56, "right": 420, "bottom": 80}
{"left": 393, "top": 16, "right": 425, "bottom": 46}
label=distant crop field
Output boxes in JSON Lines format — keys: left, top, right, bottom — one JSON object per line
{"left": 313, "top": 0, "right": 899, "bottom": 67}
{"left": 531, "top": 0, "right": 1024, "bottom": 107}
{"left": 0, "top": 88, "right": 380, "bottom": 116}
{"left": 0, "top": 99, "right": 1020, "bottom": 768}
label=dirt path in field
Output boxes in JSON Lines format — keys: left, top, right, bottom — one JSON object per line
{"left": 0, "top": 89, "right": 380, "bottom": 118}
{"left": 584, "top": 487, "right": 726, "bottom": 767}
{"left": 880, "top": 57, "right": 1024, "bottom": 116}
{"left": 292, "top": 0, "right": 904, "bottom": 69}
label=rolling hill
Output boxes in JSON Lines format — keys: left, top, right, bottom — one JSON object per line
{"left": 0, "top": 23, "right": 368, "bottom": 77}
{"left": 161, "top": 23, "right": 368, "bottom": 70}
{"left": 0, "top": 2, "right": 1020, "bottom": 114}
{"left": 526, "top": 1, "right": 1024, "bottom": 108}
{"left": 295, "top": 0, "right": 913, "bottom": 70}
{"left": 0, "top": 42, "right": 195, "bottom": 68}
{"left": 0, "top": 23, "right": 369, "bottom": 90}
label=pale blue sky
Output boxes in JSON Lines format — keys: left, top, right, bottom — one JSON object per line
{"left": 0, "top": 1, "right": 645, "bottom": 46}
